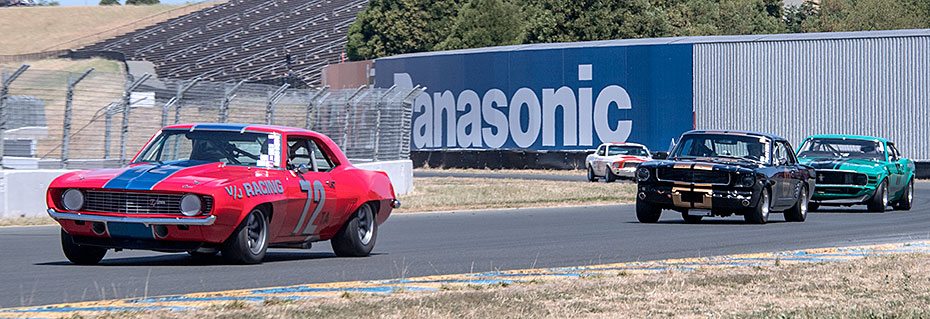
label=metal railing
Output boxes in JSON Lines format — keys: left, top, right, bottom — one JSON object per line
{"left": 0, "top": 65, "right": 422, "bottom": 169}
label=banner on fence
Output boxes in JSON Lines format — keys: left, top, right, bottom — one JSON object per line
{"left": 374, "top": 44, "right": 694, "bottom": 152}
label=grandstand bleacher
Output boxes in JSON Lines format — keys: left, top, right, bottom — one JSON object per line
{"left": 80, "top": 0, "right": 368, "bottom": 86}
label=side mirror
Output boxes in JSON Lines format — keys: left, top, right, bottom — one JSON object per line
{"left": 295, "top": 164, "right": 311, "bottom": 174}
{"left": 652, "top": 152, "right": 668, "bottom": 160}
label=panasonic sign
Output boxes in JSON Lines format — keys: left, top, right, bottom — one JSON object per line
{"left": 375, "top": 44, "right": 694, "bottom": 151}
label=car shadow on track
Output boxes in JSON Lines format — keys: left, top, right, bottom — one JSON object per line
{"left": 36, "top": 252, "right": 385, "bottom": 266}
{"left": 625, "top": 219, "right": 790, "bottom": 225}
{"left": 810, "top": 208, "right": 890, "bottom": 214}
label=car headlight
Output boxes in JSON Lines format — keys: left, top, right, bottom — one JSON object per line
{"left": 855, "top": 174, "right": 868, "bottom": 185}
{"left": 612, "top": 162, "right": 621, "bottom": 169}
{"left": 61, "top": 188, "right": 84, "bottom": 211}
{"left": 736, "top": 174, "right": 756, "bottom": 187}
{"left": 636, "top": 167, "right": 651, "bottom": 181}
{"left": 179, "top": 194, "right": 202, "bottom": 217}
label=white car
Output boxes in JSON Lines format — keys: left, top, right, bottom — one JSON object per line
{"left": 585, "top": 143, "right": 652, "bottom": 182}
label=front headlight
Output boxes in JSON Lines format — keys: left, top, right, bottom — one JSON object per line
{"left": 855, "top": 174, "right": 868, "bottom": 185}
{"left": 61, "top": 188, "right": 84, "bottom": 211}
{"left": 737, "top": 174, "right": 756, "bottom": 187}
{"left": 636, "top": 167, "right": 651, "bottom": 181}
{"left": 179, "top": 194, "right": 202, "bottom": 216}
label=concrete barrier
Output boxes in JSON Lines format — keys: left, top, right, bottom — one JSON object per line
{"left": 0, "top": 159, "right": 414, "bottom": 219}
{"left": 355, "top": 159, "right": 414, "bottom": 197}
{"left": 0, "top": 169, "right": 71, "bottom": 218}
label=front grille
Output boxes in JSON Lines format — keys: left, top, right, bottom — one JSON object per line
{"left": 816, "top": 170, "right": 867, "bottom": 186}
{"left": 657, "top": 168, "right": 730, "bottom": 185}
{"left": 83, "top": 191, "right": 213, "bottom": 215}
{"left": 816, "top": 187, "right": 861, "bottom": 195}
{"left": 623, "top": 162, "right": 640, "bottom": 169}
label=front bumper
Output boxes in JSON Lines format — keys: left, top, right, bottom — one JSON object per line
{"left": 610, "top": 167, "right": 638, "bottom": 177}
{"left": 638, "top": 183, "right": 758, "bottom": 212}
{"left": 49, "top": 209, "right": 228, "bottom": 248}
{"left": 811, "top": 185, "right": 875, "bottom": 204}
{"left": 48, "top": 209, "right": 216, "bottom": 226}
{"left": 68, "top": 234, "right": 204, "bottom": 252}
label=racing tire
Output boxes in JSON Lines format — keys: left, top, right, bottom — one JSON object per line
{"left": 744, "top": 188, "right": 771, "bottom": 224}
{"left": 893, "top": 178, "right": 914, "bottom": 211}
{"left": 222, "top": 208, "right": 269, "bottom": 264}
{"left": 681, "top": 212, "right": 703, "bottom": 224}
{"left": 867, "top": 180, "right": 889, "bottom": 212}
{"left": 332, "top": 203, "right": 378, "bottom": 257}
{"left": 587, "top": 167, "right": 597, "bottom": 182}
{"left": 636, "top": 197, "right": 661, "bottom": 223}
{"left": 61, "top": 229, "right": 106, "bottom": 265}
{"left": 784, "top": 185, "right": 809, "bottom": 222}
{"left": 605, "top": 167, "right": 617, "bottom": 183}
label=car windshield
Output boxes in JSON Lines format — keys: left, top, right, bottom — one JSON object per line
{"left": 797, "top": 138, "right": 884, "bottom": 161}
{"left": 607, "top": 146, "right": 648, "bottom": 156}
{"left": 671, "top": 133, "right": 770, "bottom": 163}
{"left": 133, "top": 129, "right": 283, "bottom": 168}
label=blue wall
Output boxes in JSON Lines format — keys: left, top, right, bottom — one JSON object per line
{"left": 374, "top": 43, "right": 694, "bottom": 152}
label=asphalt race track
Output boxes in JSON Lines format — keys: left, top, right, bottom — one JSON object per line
{"left": 1, "top": 183, "right": 928, "bottom": 308}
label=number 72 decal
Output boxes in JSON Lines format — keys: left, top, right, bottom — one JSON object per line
{"left": 292, "top": 180, "right": 326, "bottom": 236}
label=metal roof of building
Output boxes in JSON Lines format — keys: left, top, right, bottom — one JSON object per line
{"left": 377, "top": 29, "right": 930, "bottom": 60}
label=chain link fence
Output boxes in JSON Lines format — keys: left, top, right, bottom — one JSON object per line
{"left": 0, "top": 65, "right": 421, "bottom": 169}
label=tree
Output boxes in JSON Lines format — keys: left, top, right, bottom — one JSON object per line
{"left": 126, "top": 0, "right": 159, "bottom": 4}
{"left": 346, "top": 0, "right": 465, "bottom": 61}
{"left": 667, "top": 0, "right": 785, "bottom": 36}
{"left": 520, "top": 0, "right": 673, "bottom": 44}
{"left": 790, "top": 0, "right": 930, "bottom": 33}
{"left": 343, "top": 0, "right": 928, "bottom": 60}
{"left": 434, "top": 0, "right": 525, "bottom": 50}
{"left": 762, "top": 0, "right": 783, "bottom": 19}
{"left": 784, "top": 1, "right": 818, "bottom": 33}
{"left": 99, "top": 0, "right": 120, "bottom": 5}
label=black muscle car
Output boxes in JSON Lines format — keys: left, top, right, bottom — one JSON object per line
{"left": 634, "top": 130, "right": 816, "bottom": 224}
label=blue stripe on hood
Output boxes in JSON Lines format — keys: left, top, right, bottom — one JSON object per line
{"left": 103, "top": 160, "right": 208, "bottom": 190}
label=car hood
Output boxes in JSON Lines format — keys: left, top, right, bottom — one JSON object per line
{"left": 52, "top": 160, "right": 266, "bottom": 191}
{"left": 799, "top": 157, "right": 884, "bottom": 173}
{"left": 640, "top": 158, "right": 760, "bottom": 174}
{"left": 604, "top": 155, "right": 650, "bottom": 162}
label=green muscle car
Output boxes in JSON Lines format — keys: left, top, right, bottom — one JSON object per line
{"left": 796, "top": 135, "right": 915, "bottom": 212}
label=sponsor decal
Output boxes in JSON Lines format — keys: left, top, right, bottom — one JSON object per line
{"left": 226, "top": 180, "right": 283, "bottom": 199}
{"left": 257, "top": 133, "right": 282, "bottom": 168}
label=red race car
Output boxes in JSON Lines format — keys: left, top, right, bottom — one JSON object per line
{"left": 47, "top": 124, "right": 399, "bottom": 264}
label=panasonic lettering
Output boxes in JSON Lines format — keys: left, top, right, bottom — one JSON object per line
{"left": 399, "top": 64, "right": 633, "bottom": 149}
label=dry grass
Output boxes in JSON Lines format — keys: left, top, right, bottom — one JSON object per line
{"left": 0, "top": 57, "right": 122, "bottom": 73}
{"left": 395, "top": 177, "right": 634, "bottom": 213}
{"left": 0, "top": 2, "right": 219, "bottom": 54}
{"left": 122, "top": 253, "right": 930, "bottom": 319}
{"left": 0, "top": 216, "right": 54, "bottom": 227}
{"left": 415, "top": 168, "right": 586, "bottom": 176}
